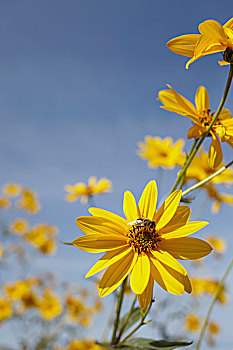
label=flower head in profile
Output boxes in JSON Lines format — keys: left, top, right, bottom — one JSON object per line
{"left": 73, "top": 180, "right": 212, "bottom": 310}
{"left": 137, "top": 136, "right": 185, "bottom": 169}
{"left": 185, "top": 148, "right": 233, "bottom": 184}
{"left": 167, "top": 18, "right": 233, "bottom": 68}
{"left": 65, "top": 176, "right": 112, "bottom": 204}
{"left": 158, "top": 85, "right": 233, "bottom": 168}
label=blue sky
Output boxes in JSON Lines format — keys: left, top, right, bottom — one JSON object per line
{"left": 0, "top": 1, "right": 233, "bottom": 348}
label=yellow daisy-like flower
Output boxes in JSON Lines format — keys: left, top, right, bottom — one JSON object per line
{"left": 16, "top": 188, "right": 41, "bottom": 214}
{"left": 38, "top": 289, "right": 62, "bottom": 320}
{"left": 137, "top": 136, "right": 185, "bottom": 169}
{"left": 190, "top": 277, "right": 228, "bottom": 304}
{"left": 0, "top": 196, "right": 11, "bottom": 209}
{"left": 65, "top": 176, "right": 112, "bottom": 204}
{"left": 2, "top": 183, "right": 21, "bottom": 197}
{"left": 167, "top": 18, "right": 233, "bottom": 68}
{"left": 158, "top": 85, "right": 233, "bottom": 168}
{"left": 185, "top": 148, "right": 233, "bottom": 184}
{"left": 73, "top": 180, "right": 212, "bottom": 310}
{"left": 10, "top": 218, "right": 29, "bottom": 236}
{"left": 184, "top": 313, "right": 200, "bottom": 332}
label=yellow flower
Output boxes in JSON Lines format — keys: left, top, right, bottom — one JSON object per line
{"left": 0, "top": 298, "right": 12, "bottom": 323}
{"left": 0, "top": 243, "right": 3, "bottom": 259}
{"left": 25, "top": 224, "right": 57, "bottom": 255}
{"left": 0, "top": 196, "right": 11, "bottom": 209}
{"left": 206, "top": 236, "right": 226, "bottom": 255}
{"left": 16, "top": 188, "right": 41, "bottom": 214}
{"left": 207, "top": 321, "right": 220, "bottom": 346}
{"left": 184, "top": 313, "right": 200, "bottom": 332}
{"left": 137, "top": 136, "right": 185, "bottom": 169}
{"left": 205, "top": 183, "right": 233, "bottom": 213}
{"left": 65, "top": 295, "right": 94, "bottom": 327}
{"left": 190, "top": 277, "right": 228, "bottom": 304}
{"left": 73, "top": 180, "right": 212, "bottom": 310}
{"left": 38, "top": 289, "right": 62, "bottom": 320}
{"left": 65, "top": 339, "right": 102, "bottom": 350}
{"left": 158, "top": 85, "right": 233, "bottom": 168}
{"left": 65, "top": 176, "right": 112, "bottom": 204}
{"left": 3, "top": 183, "right": 21, "bottom": 197}
{"left": 4, "top": 280, "right": 32, "bottom": 300}
{"left": 167, "top": 18, "right": 233, "bottom": 68}
{"left": 10, "top": 218, "right": 29, "bottom": 236}
{"left": 185, "top": 148, "right": 233, "bottom": 184}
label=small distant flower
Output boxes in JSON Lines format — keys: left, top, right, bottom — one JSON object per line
{"left": 16, "top": 188, "right": 41, "bottom": 214}
{"left": 137, "top": 136, "right": 185, "bottom": 169}
{"left": 65, "top": 176, "right": 112, "bottom": 204}
{"left": 190, "top": 277, "right": 228, "bottom": 304}
{"left": 184, "top": 313, "right": 200, "bottom": 332}
{"left": 205, "top": 183, "right": 233, "bottom": 213}
{"left": 10, "top": 218, "right": 29, "bottom": 236}
{"left": 73, "top": 180, "right": 212, "bottom": 310}
{"left": 4, "top": 280, "right": 32, "bottom": 301}
{"left": 206, "top": 236, "right": 226, "bottom": 255}
{"left": 25, "top": 224, "right": 57, "bottom": 255}
{"left": 0, "top": 196, "right": 11, "bottom": 209}
{"left": 65, "top": 295, "right": 94, "bottom": 327}
{"left": 38, "top": 289, "right": 62, "bottom": 320}
{"left": 0, "top": 298, "right": 12, "bottom": 323}
{"left": 185, "top": 148, "right": 233, "bottom": 184}
{"left": 3, "top": 183, "right": 21, "bottom": 197}
{"left": 65, "top": 339, "right": 102, "bottom": 350}
{"left": 158, "top": 85, "right": 233, "bottom": 168}
{"left": 167, "top": 18, "right": 233, "bottom": 68}
{"left": 207, "top": 321, "right": 220, "bottom": 346}
{"left": 0, "top": 243, "right": 3, "bottom": 259}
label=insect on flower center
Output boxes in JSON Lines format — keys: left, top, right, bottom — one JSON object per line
{"left": 126, "top": 218, "right": 161, "bottom": 253}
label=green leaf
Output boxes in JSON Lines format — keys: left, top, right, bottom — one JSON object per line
{"left": 98, "top": 338, "right": 192, "bottom": 350}
{"left": 118, "top": 307, "right": 142, "bottom": 334}
{"left": 122, "top": 338, "right": 192, "bottom": 349}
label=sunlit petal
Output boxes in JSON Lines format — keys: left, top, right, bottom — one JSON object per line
{"left": 208, "top": 135, "right": 223, "bottom": 168}
{"left": 138, "top": 180, "right": 158, "bottom": 220}
{"left": 137, "top": 275, "right": 154, "bottom": 310}
{"left": 76, "top": 216, "right": 125, "bottom": 237}
{"left": 160, "top": 205, "right": 191, "bottom": 234}
{"left": 73, "top": 234, "right": 127, "bottom": 253}
{"left": 161, "top": 221, "right": 208, "bottom": 239}
{"left": 130, "top": 253, "right": 150, "bottom": 294}
{"left": 195, "top": 86, "right": 210, "bottom": 111}
{"left": 123, "top": 191, "right": 138, "bottom": 221}
{"left": 89, "top": 207, "right": 128, "bottom": 232}
{"left": 154, "top": 190, "right": 182, "bottom": 230}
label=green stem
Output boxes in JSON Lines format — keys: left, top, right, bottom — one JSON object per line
{"left": 111, "top": 278, "right": 127, "bottom": 345}
{"left": 115, "top": 295, "right": 137, "bottom": 343}
{"left": 119, "top": 299, "right": 153, "bottom": 345}
{"left": 182, "top": 159, "right": 233, "bottom": 197}
{"left": 171, "top": 63, "right": 233, "bottom": 194}
{"left": 196, "top": 257, "right": 233, "bottom": 350}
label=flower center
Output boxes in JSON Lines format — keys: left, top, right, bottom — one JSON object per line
{"left": 199, "top": 109, "right": 214, "bottom": 127}
{"left": 126, "top": 218, "right": 161, "bottom": 254}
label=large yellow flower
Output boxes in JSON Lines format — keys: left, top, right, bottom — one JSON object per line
{"left": 73, "top": 180, "right": 212, "bottom": 310}
{"left": 158, "top": 85, "right": 233, "bottom": 168}
{"left": 167, "top": 18, "right": 233, "bottom": 68}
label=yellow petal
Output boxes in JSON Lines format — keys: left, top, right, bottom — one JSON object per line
{"left": 137, "top": 275, "right": 154, "bottom": 310}
{"left": 161, "top": 221, "right": 208, "bottom": 239}
{"left": 150, "top": 259, "right": 184, "bottom": 295}
{"left": 187, "top": 125, "right": 205, "bottom": 139}
{"left": 223, "top": 17, "right": 233, "bottom": 30}
{"left": 123, "top": 191, "right": 138, "bottom": 221}
{"left": 130, "top": 253, "right": 150, "bottom": 294}
{"left": 88, "top": 207, "right": 128, "bottom": 232}
{"left": 198, "top": 20, "right": 227, "bottom": 42}
{"left": 208, "top": 136, "right": 223, "bottom": 168}
{"left": 218, "top": 60, "right": 230, "bottom": 66}
{"left": 195, "top": 86, "right": 210, "bottom": 111}
{"left": 72, "top": 234, "right": 127, "bottom": 253}
{"left": 150, "top": 251, "right": 187, "bottom": 276}
{"left": 158, "top": 85, "right": 199, "bottom": 124}
{"left": 166, "top": 34, "right": 200, "bottom": 57}
{"left": 159, "top": 237, "right": 213, "bottom": 260}
{"left": 154, "top": 190, "right": 182, "bottom": 231}
{"left": 98, "top": 250, "right": 137, "bottom": 297}
{"left": 85, "top": 246, "right": 132, "bottom": 278}
{"left": 160, "top": 205, "right": 191, "bottom": 234}
{"left": 76, "top": 216, "right": 125, "bottom": 237}
{"left": 138, "top": 180, "right": 157, "bottom": 220}
{"left": 218, "top": 108, "right": 232, "bottom": 120}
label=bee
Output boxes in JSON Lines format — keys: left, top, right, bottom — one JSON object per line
{"left": 127, "top": 219, "right": 144, "bottom": 227}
